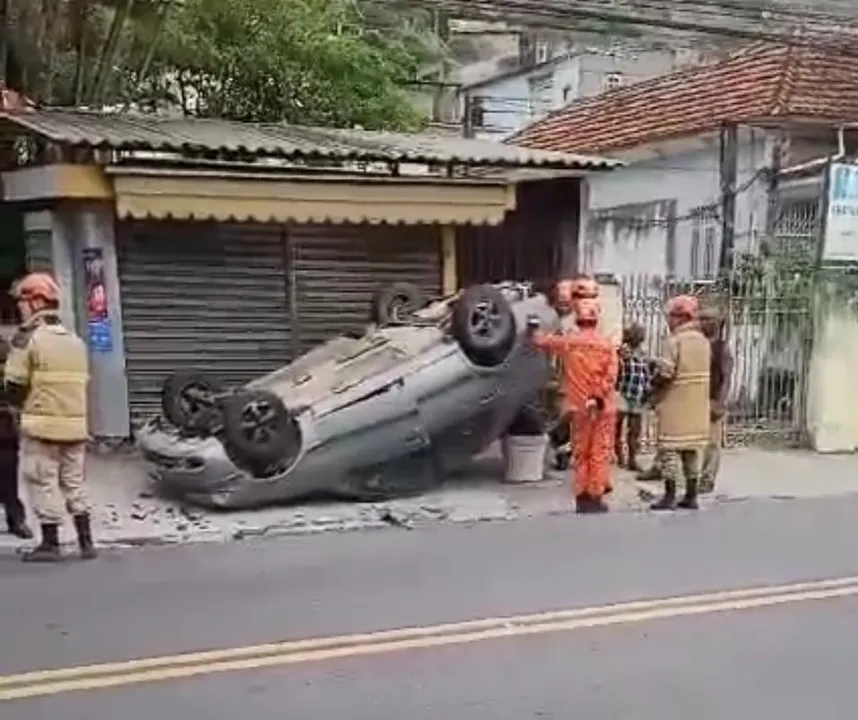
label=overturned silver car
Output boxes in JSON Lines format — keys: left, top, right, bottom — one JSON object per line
{"left": 137, "top": 282, "right": 561, "bottom": 509}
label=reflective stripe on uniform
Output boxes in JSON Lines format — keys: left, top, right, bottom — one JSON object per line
{"left": 31, "top": 371, "right": 89, "bottom": 383}
{"left": 672, "top": 373, "right": 709, "bottom": 385}
{"left": 21, "top": 414, "right": 88, "bottom": 443}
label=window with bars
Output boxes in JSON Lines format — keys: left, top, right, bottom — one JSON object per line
{"left": 689, "top": 206, "right": 719, "bottom": 278}
{"left": 703, "top": 226, "right": 717, "bottom": 278}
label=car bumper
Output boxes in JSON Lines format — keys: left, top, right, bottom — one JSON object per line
{"left": 136, "top": 418, "right": 258, "bottom": 509}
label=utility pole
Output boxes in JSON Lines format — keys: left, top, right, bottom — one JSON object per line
{"left": 763, "top": 130, "right": 785, "bottom": 244}
{"left": 0, "top": 0, "right": 8, "bottom": 86}
{"left": 718, "top": 122, "right": 738, "bottom": 272}
{"left": 462, "top": 94, "right": 475, "bottom": 138}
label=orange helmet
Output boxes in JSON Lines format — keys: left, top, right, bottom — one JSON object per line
{"left": 666, "top": 294, "right": 699, "bottom": 319}
{"left": 11, "top": 272, "right": 61, "bottom": 304}
{"left": 571, "top": 277, "right": 599, "bottom": 299}
{"left": 576, "top": 297, "right": 600, "bottom": 324}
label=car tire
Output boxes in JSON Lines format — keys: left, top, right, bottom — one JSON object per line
{"left": 370, "top": 282, "right": 426, "bottom": 326}
{"left": 220, "top": 389, "right": 301, "bottom": 473}
{"left": 161, "top": 370, "right": 226, "bottom": 434}
{"left": 451, "top": 284, "right": 516, "bottom": 367}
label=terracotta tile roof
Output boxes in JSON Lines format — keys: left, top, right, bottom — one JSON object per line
{"left": 510, "top": 43, "right": 858, "bottom": 155}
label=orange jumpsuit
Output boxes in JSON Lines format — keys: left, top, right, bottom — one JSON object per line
{"left": 533, "top": 326, "right": 619, "bottom": 498}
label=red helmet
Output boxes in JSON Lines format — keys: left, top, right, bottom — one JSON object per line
{"left": 666, "top": 294, "right": 700, "bottom": 320}
{"left": 571, "top": 277, "right": 599, "bottom": 299}
{"left": 11, "top": 272, "right": 60, "bottom": 303}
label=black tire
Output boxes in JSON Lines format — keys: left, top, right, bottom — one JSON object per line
{"left": 450, "top": 284, "right": 516, "bottom": 367}
{"left": 161, "top": 370, "right": 226, "bottom": 434}
{"left": 370, "top": 282, "right": 426, "bottom": 326}
{"left": 220, "top": 389, "right": 301, "bottom": 473}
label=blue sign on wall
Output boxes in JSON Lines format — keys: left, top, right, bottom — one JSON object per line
{"left": 88, "top": 318, "right": 113, "bottom": 353}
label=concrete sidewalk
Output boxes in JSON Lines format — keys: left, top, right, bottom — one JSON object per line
{"left": 0, "top": 444, "right": 645, "bottom": 553}
{"left": 3, "top": 445, "right": 857, "bottom": 554}
{"left": 634, "top": 448, "right": 858, "bottom": 502}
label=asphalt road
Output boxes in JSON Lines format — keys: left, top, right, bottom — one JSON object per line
{"left": 3, "top": 494, "right": 858, "bottom": 718}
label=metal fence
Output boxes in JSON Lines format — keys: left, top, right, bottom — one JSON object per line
{"left": 619, "top": 200, "right": 819, "bottom": 449}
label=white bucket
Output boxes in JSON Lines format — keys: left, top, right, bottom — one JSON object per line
{"left": 502, "top": 434, "right": 549, "bottom": 483}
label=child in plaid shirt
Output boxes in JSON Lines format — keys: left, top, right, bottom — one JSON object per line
{"left": 615, "top": 324, "right": 651, "bottom": 471}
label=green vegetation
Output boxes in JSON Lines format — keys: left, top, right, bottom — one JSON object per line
{"left": 1, "top": 0, "right": 445, "bottom": 129}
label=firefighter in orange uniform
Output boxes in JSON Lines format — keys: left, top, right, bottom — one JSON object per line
{"left": 547, "top": 276, "right": 601, "bottom": 469}
{"left": 529, "top": 297, "right": 619, "bottom": 513}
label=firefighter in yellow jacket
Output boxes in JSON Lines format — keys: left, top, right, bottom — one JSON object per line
{"left": 4, "top": 272, "right": 95, "bottom": 561}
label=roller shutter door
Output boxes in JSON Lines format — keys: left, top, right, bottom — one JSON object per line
{"left": 117, "top": 220, "right": 291, "bottom": 428}
{"left": 291, "top": 225, "right": 441, "bottom": 353}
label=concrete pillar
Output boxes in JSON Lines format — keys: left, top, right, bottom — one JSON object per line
{"left": 441, "top": 225, "right": 457, "bottom": 294}
{"left": 806, "top": 286, "right": 858, "bottom": 452}
{"left": 24, "top": 205, "right": 131, "bottom": 439}
{"left": 67, "top": 205, "right": 131, "bottom": 439}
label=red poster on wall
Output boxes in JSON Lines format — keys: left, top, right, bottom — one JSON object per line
{"left": 83, "top": 247, "right": 112, "bottom": 353}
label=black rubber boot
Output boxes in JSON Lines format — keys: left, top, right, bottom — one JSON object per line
{"left": 22, "top": 524, "right": 62, "bottom": 563}
{"left": 575, "top": 494, "right": 593, "bottom": 514}
{"left": 6, "top": 517, "right": 33, "bottom": 539}
{"left": 677, "top": 478, "right": 700, "bottom": 510}
{"left": 590, "top": 495, "right": 609, "bottom": 513}
{"left": 73, "top": 514, "right": 98, "bottom": 560}
{"left": 650, "top": 481, "right": 677, "bottom": 511}
{"left": 5, "top": 506, "right": 33, "bottom": 539}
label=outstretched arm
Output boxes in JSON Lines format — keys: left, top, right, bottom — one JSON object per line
{"left": 530, "top": 330, "right": 568, "bottom": 356}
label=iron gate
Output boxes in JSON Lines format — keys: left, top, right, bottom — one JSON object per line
{"left": 619, "top": 201, "right": 818, "bottom": 449}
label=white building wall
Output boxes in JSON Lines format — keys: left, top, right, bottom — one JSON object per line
{"left": 582, "top": 128, "right": 773, "bottom": 279}
{"left": 466, "top": 56, "right": 582, "bottom": 141}
{"left": 463, "top": 47, "right": 693, "bottom": 141}
{"left": 576, "top": 50, "right": 679, "bottom": 98}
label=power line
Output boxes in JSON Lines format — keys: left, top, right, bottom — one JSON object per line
{"left": 380, "top": 0, "right": 858, "bottom": 54}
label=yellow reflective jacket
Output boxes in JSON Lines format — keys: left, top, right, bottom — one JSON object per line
{"left": 4, "top": 311, "right": 89, "bottom": 442}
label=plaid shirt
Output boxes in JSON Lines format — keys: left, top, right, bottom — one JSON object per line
{"left": 616, "top": 349, "right": 651, "bottom": 405}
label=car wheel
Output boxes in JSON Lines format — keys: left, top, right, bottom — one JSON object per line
{"left": 451, "top": 284, "right": 516, "bottom": 367}
{"left": 161, "top": 370, "right": 226, "bottom": 434}
{"left": 220, "top": 389, "right": 301, "bottom": 473}
{"left": 370, "top": 282, "right": 426, "bottom": 326}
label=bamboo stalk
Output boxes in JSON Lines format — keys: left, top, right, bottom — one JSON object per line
{"left": 86, "top": 0, "right": 136, "bottom": 106}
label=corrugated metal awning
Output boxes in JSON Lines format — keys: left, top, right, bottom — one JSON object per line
{"left": 0, "top": 109, "right": 623, "bottom": 171}
{"left": 109, "top": 167, "right": 517, "bottom": 226}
